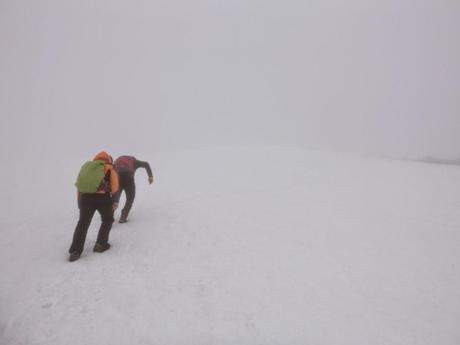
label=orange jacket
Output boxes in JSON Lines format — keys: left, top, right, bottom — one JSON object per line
{"left": 93, "top": 151, "right": 119, "bottom": 195}
{"left": 76, "top": 152, "right": 120, "bottom": 204}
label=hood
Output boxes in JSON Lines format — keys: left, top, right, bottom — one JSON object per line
{"left": 93, "top": 151, "right": 113, "bottom": 164}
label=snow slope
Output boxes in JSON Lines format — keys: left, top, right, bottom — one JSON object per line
{"left": 1, "top": 146, "right": 460, "bottom": 344}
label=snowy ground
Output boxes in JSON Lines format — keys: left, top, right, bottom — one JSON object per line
{"left": 1, "top": 146, "right": 460, "bottom": 345}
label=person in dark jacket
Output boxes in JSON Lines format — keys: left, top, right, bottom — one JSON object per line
{"left": 113, "top": 155, "right": 154, "bottom": 223}
{"left": 69, "top": 151, "right": 119, "bottom": 262}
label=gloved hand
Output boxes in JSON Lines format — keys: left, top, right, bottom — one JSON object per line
{"left": 148, "top": 176, "right": 154, "bottom": 184}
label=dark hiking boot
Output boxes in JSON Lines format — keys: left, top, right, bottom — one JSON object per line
{"left": 93, "top": 243, "right": 111, "bottom": 253}
{"left": 119, "top": 210, "right": 128, "bottom": 223}
{"left": 68, "top": 252, "right": 81, "bottom": 262}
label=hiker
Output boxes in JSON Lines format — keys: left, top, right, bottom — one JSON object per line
{"left": 113, "top": 155, "right": 154, "bottom": 223}
{"left": 68, "top": 151, "right": 119, "bottom": 262}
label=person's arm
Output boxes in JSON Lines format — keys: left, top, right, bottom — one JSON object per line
{"left": 77, "top": 191, "right": 81, "bottom": 209}
{"left": 135, "top": 159, "right": 154, "bottom": 183}
{"left": 109, "top": 167, "right": 120, "bottom": 210}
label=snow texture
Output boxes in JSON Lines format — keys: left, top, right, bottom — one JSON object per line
{"left": 1, "top": 147, "right": 460, "bottom": 345}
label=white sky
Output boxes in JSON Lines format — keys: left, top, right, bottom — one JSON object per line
{"left": 1, "top": 0, "right": 459, "bottom": 159}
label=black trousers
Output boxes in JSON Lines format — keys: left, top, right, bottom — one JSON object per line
{"left": 118, "top": 172, "right": 136, "bottom": 217}
{"left": 69, "top": 193, "right": 114, "bottom": 254}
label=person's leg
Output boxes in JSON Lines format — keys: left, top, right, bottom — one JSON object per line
{"left": 121, "top": 176, "right": 135, "bottom": 221}
{"left": 117, "top": 185, "right": 126, "bottom": 221}
{"left": 117, "top": 174, "right": 127, "bottom": 210}
{"left": 69, "top": 195, "right": 96, "bottom": 255}
{"left": 95, "top": 194, "right": 114, "bottom": 250}
{"left": 118, "top": 173, "right": 128, "bottom": 222}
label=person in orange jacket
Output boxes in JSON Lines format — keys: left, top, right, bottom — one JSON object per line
{"left": 68, "top": 152, "right": 119, "bottom": 262}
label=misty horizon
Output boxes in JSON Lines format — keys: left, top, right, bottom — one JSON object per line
{"left": 1, "top": 0, "right": 459, "bottom": 160}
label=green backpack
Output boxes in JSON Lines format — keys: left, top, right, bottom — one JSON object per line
{"left": 75, "top": 161, "right": 106, "bottom": 193}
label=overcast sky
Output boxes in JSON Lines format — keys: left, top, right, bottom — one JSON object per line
{"left": 1, "top": 0, "right": 459, "bottom": 160}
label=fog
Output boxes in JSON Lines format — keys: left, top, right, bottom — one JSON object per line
{"left": 1, "top": 0, "right": 459, "bottom": 160}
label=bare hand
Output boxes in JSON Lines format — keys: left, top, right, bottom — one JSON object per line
{"left": 112, "top": 202, "right": 119, "bottom": 211}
